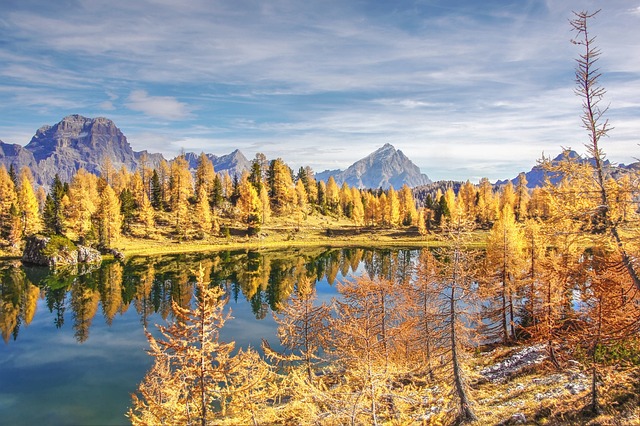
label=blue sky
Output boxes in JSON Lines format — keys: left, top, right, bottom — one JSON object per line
{"left": 1, "top": 0, "right": 639, "bottom": 182}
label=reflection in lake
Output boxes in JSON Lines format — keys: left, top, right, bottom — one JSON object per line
{"left": 1, "top": 247, "right": 419, "bottom": 344}
{"left": 0, "top": 247, "right": 421, "bottom": 425}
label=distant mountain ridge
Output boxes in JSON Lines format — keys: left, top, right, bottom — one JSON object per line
{"left": 0, "top": 117, "right": 431, "bottom": 189}
{"left": 183, "top": 150, "right": 251, "bottom": 178}
{"left": 0, "top": 115, "right": 251, "bottom": 186}
{"left": 496, "top": 149, "right": 638, "bottom": 188}
{"left": 315, "top": 143, "right": 432, "bottom": 189}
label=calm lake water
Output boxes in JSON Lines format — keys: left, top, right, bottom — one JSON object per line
{"left": 0, "top": 247, "right": 420, "bottom": 425}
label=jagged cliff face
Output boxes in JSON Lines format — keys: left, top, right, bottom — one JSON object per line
{"left": 184, "top": 149, "right": 251, "bottom": 177}
{"left": 24, "top": 115, "right": 138, "bottom": 185}
{"left": 0, "top": 140, "right": 39, "bottom": 174}
{"left": 316, "top": 143, "right": 432, "bottom": 189}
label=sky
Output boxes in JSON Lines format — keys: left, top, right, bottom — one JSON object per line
{"left": 1, "top": 0, "right": 639, "bottom": 182}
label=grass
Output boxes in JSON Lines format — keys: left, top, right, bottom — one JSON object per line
{"left": 468, "top": 344, "right": 640, "bottom": 425}
{"left": 112, "top": 213, "right": 488, "bottom": 258}
{"left": 1, "top": 211, "right": 489, "bottom": 259}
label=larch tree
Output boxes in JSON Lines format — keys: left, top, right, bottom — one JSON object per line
{"left": 16, "top": 168, "right": 42, "bottom": 237}
{"left": 330, "top": 275, "right": 405, "bottom": 424}
{"left": 458, "top": 180, "right": 477, "bottom": 223}
{"left": 129, "top": 264, "right": 236, "bottom": 425}
{"left": 169, "top": 155, "right": 193, "bottom": 237}
{"left": 138, "top": 192, "right": 155, "bottom": 233}
{"left": 476, "top": 177, "right": 498, "bottom": 227}
{"left": 129, "top": 171, "right": 144, "bottom": 207}
{"left": 294, "top": 178, "right": 308, "bottom": 221}
{"left": 378, "top": 192, "right": 389, "bottom": 226}
{"left": 437, "top": 218, "right": 479, "bottom": 423}
{"left": 443, "top": 187, "right": 458, "bottom": 224}
{"left": 270, "top": 275, "right": 331, "bottom": 383}
{"left": 339, "top": 182, "right": 353, "bottom": 218}
{"left": 514, "top": 172, "right": 530, "bottom": 222}
{"left": 499, "top": 181, "right": 516, "bottom": 214}
{"left": 324, "top": 176, "right": 340, "bottom": 216}
{"left": 570, "top": 10, "right": 640, "bottom": 291}
{"left": 398, "top": 184, "right": 418, "bottom": 226}
{"left": 387, "top": 186, "right": 401, "bottom": 227}
{"left": 64, "top": 169, "right": 99, "bottom": 241}
{"left": 194, "top": 186, "right": 213, "bottom": 239}
{"left": 482, "top": 204, "right": 526, "bottom": 343}
{"left": 303, "top": 166, "right": 318, "bottom": 206}
{"left": 351, "top": 187, "right": 365, "bottom": 227}
{"left": 417, "top": 208, "right": 428, "bottom": 237}
{"left": 578, "top": 245, "right": 640, "bottom": 413}
{"left": 236, "top": 172, "right": 261, "bottom": 229}
{"left": 95, "top": 182, "right": 122, "bottom": 248}
{"left": 267, "top": 158, "right": 297, "bottom": 216}
{"left": 100, "top": 156, "right": 116, "bottom": 186}
{"left": 408, "top": 248, "right": 442, "bottom": 380}
{"left": 112, "top": 165, "right": 131, "bottom": 195}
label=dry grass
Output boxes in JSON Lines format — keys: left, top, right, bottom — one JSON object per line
{"left": 468, "top": 345, "right": 640, "bottom": 425}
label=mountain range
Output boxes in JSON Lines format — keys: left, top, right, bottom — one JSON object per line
{"left": 495, "top": 149, "right": 640, "bottom": 188}
{"left": 0, "top": 115, "right": 431, "bottom": 189}
{"left": 0, "top": 115, "right": 253, "bottom": 186}
{"left": 1, "top": 115, "right": 638, "bottom": 190}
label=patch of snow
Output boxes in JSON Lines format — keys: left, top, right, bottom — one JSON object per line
{"left": 480, "top": 344, "right": 547, "bottom": 383}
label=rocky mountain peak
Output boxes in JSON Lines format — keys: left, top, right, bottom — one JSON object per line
{"left": 316, "top": 143, "right": 431, "bottom": 189}
{"left": 21, "top": 115, "right": 137, "bottom": 185}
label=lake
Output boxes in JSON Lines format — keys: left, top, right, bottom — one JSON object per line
{"left": 0, "top": 247, "right": 420, "bottom": 425}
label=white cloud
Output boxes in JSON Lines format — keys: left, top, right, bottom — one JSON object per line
{"left": 2, "top": 0, "right": 640, "bottom": 181}
{"left": 125, "top": 90, "right": 191, "bottom": 120}
{"left": 99, "top": 101, "right": 115, "bottom": 111}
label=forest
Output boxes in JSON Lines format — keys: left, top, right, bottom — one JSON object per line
{"left": 0, "top": 10, "right": 638, "bottom": 425}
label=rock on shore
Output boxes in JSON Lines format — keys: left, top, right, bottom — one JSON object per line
{"left": 22, "top": 235, "right": 102, "bottom": 267}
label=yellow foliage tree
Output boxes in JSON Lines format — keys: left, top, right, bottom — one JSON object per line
{"left": 16, "top": 168, "right": 42, "bottom": 236}
{"left": 95, "top": 182, "right": 122, "bottom": 248}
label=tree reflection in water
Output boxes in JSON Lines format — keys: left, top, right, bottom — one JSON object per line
{"left": 0, "top": 247, "right": 422, "bottom": 343}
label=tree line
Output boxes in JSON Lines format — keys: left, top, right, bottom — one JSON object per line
{"left": 0, "top": 149, "right": 428, "bottom": 249}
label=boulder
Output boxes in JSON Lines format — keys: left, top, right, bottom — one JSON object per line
{"left": 21, "top": 235, "right": 52, "bottom": 266}
{"left": 22, "top": 235, "right": 102, "bottom": 268}
{"left": 77, "top": 245, "right": 102, "bottom": 264}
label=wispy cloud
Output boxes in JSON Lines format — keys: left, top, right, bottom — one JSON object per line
{"left": 125, "top": 90, "right": 191, "bottom": 120}
{"left": 1, "top": 0, "right": 639, "bottom": 181}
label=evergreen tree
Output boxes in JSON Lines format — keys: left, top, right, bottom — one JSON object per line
{"left": 119, "top": 188, "right": 136, "bottom": 234}
{"left": 43, "top": 174, "right": 66, "bottom": 236}
{"left": 194, "top": 152, "right": 215, "bottom": 200}
{"left": 150, "top": 169, "right": 162, "bottom": 210}
{"left": 268, "top": 159, "right": 296, "bottom": 215}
